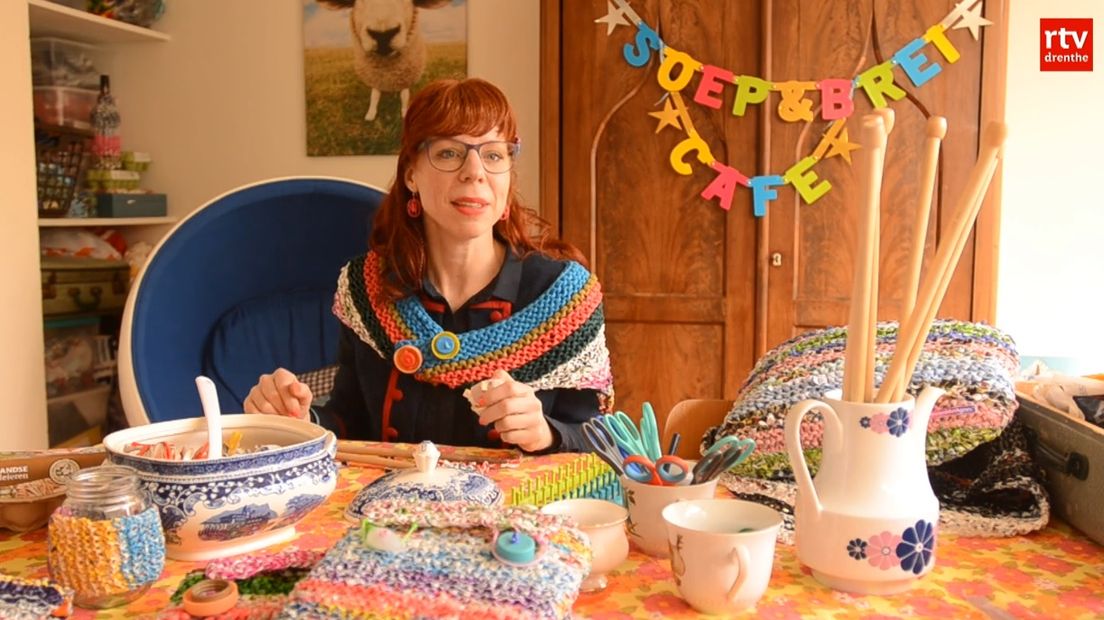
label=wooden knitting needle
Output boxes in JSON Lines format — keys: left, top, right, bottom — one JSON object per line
{"left": 335, "top": 440, "right": 521, "bottom": 464}
{"left": 901, "top": 116, "right": 947, "bottom": 320}
{"left": 877, "top": 121, "right": 1007, "bottom": 403}
{"left": 843, "top": 114, "right": 887, "bottom": 402}
{"left": 865, "top": 108, "right": 894, "bottom": 401}
{"left": 336, "top": 453, "right": 416, "bottom": 469}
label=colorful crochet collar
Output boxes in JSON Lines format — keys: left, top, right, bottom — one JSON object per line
{"left": 333, "top": 251, "right": 614, "bottom": 396}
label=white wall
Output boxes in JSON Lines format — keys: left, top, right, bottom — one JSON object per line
{"left": 111, "top": 0, "right": 541, "bottom": 219}
{"left": 1, "top": 2, "right": 49, "bottom": 450}
{"left": 998, "top": 1, "right": 1103, "bottom": 374}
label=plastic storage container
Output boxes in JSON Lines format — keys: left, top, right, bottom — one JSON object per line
{"left": 33, "top": 86, "right": 98, "bottom": 129}
{"left": 31, "top": 37, "right": 102, "bottom": 89}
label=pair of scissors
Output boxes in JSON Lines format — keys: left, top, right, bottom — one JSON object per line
{"left": 623, "top": 454, "right": 693, "bottom": 486}
{"left": 639, "top": 402, "right": 663, "bottom": 461}
{"left": 692, "top": 436, "right": 756, "bottom": 483}
{"left": 704, "top": 435, "right": 756, "bottom": 458}
{"left": 582, "top": 419, "right": 625, "bottom": 476}
{"left": 599, "top": 412, "right": 651, "bottom": 458}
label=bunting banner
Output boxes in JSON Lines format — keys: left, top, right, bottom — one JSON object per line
{"left": 595, "top": 0, "right": 992, "bottom": 217}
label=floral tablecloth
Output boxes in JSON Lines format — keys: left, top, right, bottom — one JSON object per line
{"left": 0, "top": 446, "right": 1101, "bottom": 619}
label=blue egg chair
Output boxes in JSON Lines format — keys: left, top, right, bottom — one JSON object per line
{"left": 118, "top": 177, "right": 384, "bottom": 426}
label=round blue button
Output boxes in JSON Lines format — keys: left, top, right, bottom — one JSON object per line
{"left": 494, "top": 529, "right": 537, "bottom": 565}
{"left": 430, "top": 331, "right": 461, "bottom": 360}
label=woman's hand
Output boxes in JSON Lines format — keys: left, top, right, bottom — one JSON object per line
{"left": 469, "top": 369, "right": 554, "bottom": 452}
{"left": 244, "top": 368, "right": 313, "bottom": 419}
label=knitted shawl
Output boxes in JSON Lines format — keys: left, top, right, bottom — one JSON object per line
{"left": 332, "top": 251, "right": 614, "bottom": 403}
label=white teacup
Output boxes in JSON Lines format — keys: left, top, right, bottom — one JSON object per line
{"left": 621, "top": 475, "right": 719, "bottom": 557}
{"left": 541, "top": 498, "right": 628, "bottom": 592}
{"left": 662, "top": 499, "right": 782, "bottom": 615}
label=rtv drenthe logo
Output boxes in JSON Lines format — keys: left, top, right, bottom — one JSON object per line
{"left": 1040, "top": 18, "right": 1093, "bottom": 71}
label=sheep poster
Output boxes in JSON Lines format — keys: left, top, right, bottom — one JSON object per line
{"left": 302, "top": 0, "right": 468, "bottom": 156}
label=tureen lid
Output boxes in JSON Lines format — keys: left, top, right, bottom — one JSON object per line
{"left": 344, "top": 441, "right": 503, "bottom": 522}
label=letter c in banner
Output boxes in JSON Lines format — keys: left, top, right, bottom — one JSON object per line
{"left": 670, "top": 136, "right": 712, "bottom": 175}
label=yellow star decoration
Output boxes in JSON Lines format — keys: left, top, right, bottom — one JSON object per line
{"left": 824, "top": 126, "right": 860, "bottom": 164}
{"left": 594, "top": 0, "right": 631, "bottom": 36}
{"left": 947, "top": 0, "right": 992, "bottom": 40}
{"left": 648, "top": 97, "right": 683, "bottom": 134}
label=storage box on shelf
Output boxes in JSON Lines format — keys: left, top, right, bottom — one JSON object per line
{"left": 96, "top": 192, "right": 167, "bottom": 217}
{"left": 40, "top": 256, "right": 130, "bottom": 317}
{"left": 30, "top": 36, "right": 101, "bottom": 89}
{"left": 32, "top": 85, "right": 97, "bottom": 130}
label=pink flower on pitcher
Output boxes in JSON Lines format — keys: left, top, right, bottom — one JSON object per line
{"left": 866, "top": 531, "right": 901, "bottom": 570}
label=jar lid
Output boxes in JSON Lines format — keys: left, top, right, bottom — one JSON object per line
{"left": 344, "top": 442, "right": 502, "bottom": 522}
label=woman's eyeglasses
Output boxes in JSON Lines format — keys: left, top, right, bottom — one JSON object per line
{"left": 422, "top": 138, "right": 519, "bottom": 174}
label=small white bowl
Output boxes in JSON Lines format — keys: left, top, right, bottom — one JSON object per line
{"left": 103, "top": 414, "right": 337, "bottom": 561}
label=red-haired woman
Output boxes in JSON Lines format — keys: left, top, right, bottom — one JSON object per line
{"left": 245, "top": 79, "right": 613, "bottom": 453}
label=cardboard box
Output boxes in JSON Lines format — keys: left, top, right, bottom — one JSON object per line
{"left": 96, "top": 192, "right": 167, "bottom": 217}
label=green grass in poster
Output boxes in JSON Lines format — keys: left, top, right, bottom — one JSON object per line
{"left": 304, "top": 43, "right": 466, "bottom": 156}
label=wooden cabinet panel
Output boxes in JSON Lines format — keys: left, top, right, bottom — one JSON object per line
{"left": 545, "top": 0, "right": 1003, "bottom": 420}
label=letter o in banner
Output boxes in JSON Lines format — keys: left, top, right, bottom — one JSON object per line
{"left": 658, "top": 47, "right": 703, "bottom": 92}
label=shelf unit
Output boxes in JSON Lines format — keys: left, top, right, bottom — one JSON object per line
{"left": 27, "top": 0, "right": 169, "bottom": 43}
{"left": 27, "top": 0, "right": 170, "bottom": 447}
{"left": 39, "top": 216, "right": 176, "bottom": 227}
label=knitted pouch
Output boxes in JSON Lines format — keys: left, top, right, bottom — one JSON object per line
{"left": 706, "top": 319, "right": 1020, "bottom": 479}
{"left": 277, "top": 500, "right": 592, "bottom": 620}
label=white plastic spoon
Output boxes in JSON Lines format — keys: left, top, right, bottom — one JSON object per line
{"left": 195, "top": 376, "right": 222, "bottom": 460}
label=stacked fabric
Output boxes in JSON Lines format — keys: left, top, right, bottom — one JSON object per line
{"left": 277, "top": 500, "right": 591, "bottom": 620}
{"left": 706, "top": 319, "right": 1020, "bottom": 480}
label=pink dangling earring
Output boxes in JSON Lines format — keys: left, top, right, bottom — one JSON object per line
{"left": 500, "top": 205, "right": 510, "bottom": 221}
{"left": 406, "top": 193, "right": 422, "bottom": 218}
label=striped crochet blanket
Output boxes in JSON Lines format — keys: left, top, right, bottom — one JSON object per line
{"left": 708, "top": 320, "right": 1049, "bottom": 539}
{"left": 333, "top": 252, "right": 614, "bottom": 403}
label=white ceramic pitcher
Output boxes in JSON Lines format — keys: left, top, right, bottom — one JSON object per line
{"left": 784, "top": 386, "right": 943, "bottom": 595}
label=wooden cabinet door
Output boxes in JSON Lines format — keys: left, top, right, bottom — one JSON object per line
{"left": 554, "top": 0, "right": 763, "bottom": 420}
{"left": 545, "top": 0, "right": 1003, "bottom": 419}
{"left": 762, "top": 0, "right": 1003, "bottom": 351}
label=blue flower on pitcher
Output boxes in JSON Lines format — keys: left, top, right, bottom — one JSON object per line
{"left": 846, "top": 538, "right": 868, "bottom": 560}
{"left": 859, "top": 417, "right": 871, "bottom": 428}
{"left": 886, "top": 408, "right": 911, "bottom": 437}
{"left": 896, "top": 519, "right": 935, "bottom": 574}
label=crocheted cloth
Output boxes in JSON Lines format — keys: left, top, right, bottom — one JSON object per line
{"left": 707, "top": 320, "right": 1050, "bottom": 539}
{"left": 334, "top": 252, "right": 614, "bottom": 402}
{"left": 277, "top": 500, "right": 591, "bottom": 620}
{"left": 705, "top": 320, "right": 1020, "bottom": 480}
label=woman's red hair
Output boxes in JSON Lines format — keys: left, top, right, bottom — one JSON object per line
{"left": 369, "top": 78, "right": 584, "bottom": 300}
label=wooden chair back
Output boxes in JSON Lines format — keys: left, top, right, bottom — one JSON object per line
{"left": 658, "top": 399, "right": 733, "bottom": 459}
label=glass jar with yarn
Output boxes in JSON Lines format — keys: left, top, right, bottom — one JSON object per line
{"left": 46, "top": 465, "right": 165, "bottom": 609}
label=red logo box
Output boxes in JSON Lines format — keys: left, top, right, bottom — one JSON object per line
{"left": 1040, "top": 18, "right": 1093, "bottom": 71}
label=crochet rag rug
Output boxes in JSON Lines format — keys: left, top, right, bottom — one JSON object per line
{"left": 708, "top": 320, "right": 1049, "bottom": 543}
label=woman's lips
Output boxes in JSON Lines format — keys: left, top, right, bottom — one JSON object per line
{"left": 453, "top": 199, "right": 489, "bottom": 217}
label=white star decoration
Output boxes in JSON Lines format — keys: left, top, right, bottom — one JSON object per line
{"left": 945, "top": 0, "right": 992, "bottom": 40}
{"left": 595, "top": 0, "right": 631, "bottom": 36}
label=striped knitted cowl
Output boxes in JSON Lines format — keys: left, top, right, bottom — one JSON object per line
{"left": 332, "top": 252, "right": 615, "bottom": 405}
